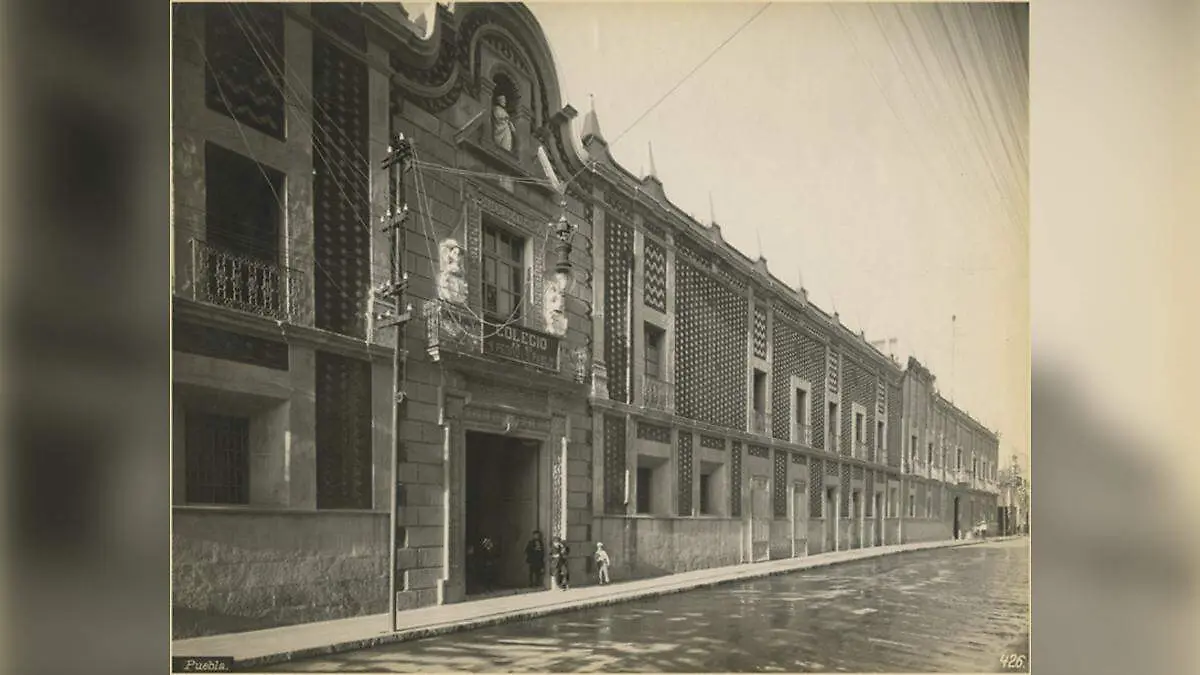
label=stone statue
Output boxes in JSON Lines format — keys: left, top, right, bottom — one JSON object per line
{"left": 542, "top": 273, "right": 568, "bottom": 337}
{"left": 492, "top": 95, "right": 516, "bottom": 152}
{"left": 437, "top": 238, "right": 468, "bottom": 305}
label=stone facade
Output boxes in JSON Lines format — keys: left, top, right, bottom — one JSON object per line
{"left": 171, "top": 2, "right": 1005, "bottom": 639}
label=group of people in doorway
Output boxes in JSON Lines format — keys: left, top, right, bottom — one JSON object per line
{"left": 466, "top": 530, "right": 613, "bottom": 593}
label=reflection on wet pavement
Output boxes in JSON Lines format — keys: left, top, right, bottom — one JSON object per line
{"left": 270, "top": 539, "right": 1029, "bottom": 673}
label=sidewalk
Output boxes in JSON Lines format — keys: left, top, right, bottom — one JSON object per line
{"left": 173, "top": 537, "right": 1019, "bottom": 669}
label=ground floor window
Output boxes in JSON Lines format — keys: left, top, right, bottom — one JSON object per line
{"left": 185, "top": 411, "right": 250, "bottom": 505}
{"left": 908, "top": 493, "right": 916, "bottom": 518}
{"left": 636, "top": 467, "right": 653, "bottom": 514}
{"left": 699, "top": 471, "right": 713, "bottom": 515}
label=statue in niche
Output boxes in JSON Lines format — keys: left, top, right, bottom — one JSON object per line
{"left": 542, "top": 273, "right": 569, "bottom": 337}
{"left": 492, "top": 94, "right": 517, "bottom": 152}
{"left": 437, "top": 238, "right": 468, "bottom": 305}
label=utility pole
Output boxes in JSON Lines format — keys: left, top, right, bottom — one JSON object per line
{"left": 378, "top": 133, "right": 414, "bottom": 633}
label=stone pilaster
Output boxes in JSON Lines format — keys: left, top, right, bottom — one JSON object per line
{"left": 631, "top": 222, "right": 645, "bottom": 407}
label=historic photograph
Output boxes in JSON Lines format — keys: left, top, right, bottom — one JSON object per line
{"left": 170, "top": 1, "right": 1030, "bottom": 672}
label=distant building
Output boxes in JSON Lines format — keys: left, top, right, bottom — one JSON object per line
{"left": 171, "top": 1, "right": 1004, "bottom": 639}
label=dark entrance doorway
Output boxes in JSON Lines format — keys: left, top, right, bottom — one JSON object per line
{"left": 952, "top": 495, "right": 961, "bottom": 539}
{"left": 465, "top": 432, "right": 541, "bottom": 596}
{"left": 824, "top": 487, "right": 837, "bottom": 552}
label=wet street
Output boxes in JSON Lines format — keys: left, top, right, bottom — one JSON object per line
{"left": 270, "top": 538, "right": 1029, "bottom": 673}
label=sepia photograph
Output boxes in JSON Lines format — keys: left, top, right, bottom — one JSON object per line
{"left": 170, "top": 1, "right": 1030, "bottom": 672}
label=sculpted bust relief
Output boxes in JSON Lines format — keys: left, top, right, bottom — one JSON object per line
{"left": 492, "top": 94, "right": 516, "bottom": 152}
{"left": 543, "top": 273, "right": 569, "bottom": 337}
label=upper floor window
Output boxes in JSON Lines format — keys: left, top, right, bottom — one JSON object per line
{"left": 645, "top": 323, "right": 665, "bottom": 379}
{"left": 752, "top": 369, "right": 768, "bottom": 413}
{"left": 927, "top": 442, "right": 934, "bottom": 467}
{"left": 956, "top": 447, "right": 963, "bottom": 470}
{"left": 482, "top": 221, "right": 525, "bottom": 321}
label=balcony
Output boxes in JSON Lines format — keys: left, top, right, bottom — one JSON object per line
{"left": 751, "top": 410, "right": 772, "bottom": 436}
{"left": 854, "top": 441, "right": 869, "bottom": 460}
{"left": 643, "top": 374, "right": 675, "bottom": 413}
{"left": 423, "top": 300, "right": 562, "bottom": 374}
{"left": 187, "top": 239, "right": 306, "bottom": 322}
{"left": 792, "top": 423, "right": 813, "bottom": 446}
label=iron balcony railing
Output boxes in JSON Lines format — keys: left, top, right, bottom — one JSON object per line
{"left": 751, "top": 410, "right": 771, "bottom": 436}
{"left": 188, "top": 239, "right": 305, "bottom": 322}
{"left": 642, "top": 374, "right": 674, "bottom": 413}
{"left": 792, "top": 423, "right": 813, "bottom": 446}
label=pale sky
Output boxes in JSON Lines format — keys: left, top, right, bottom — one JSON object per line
{"left": 416, "top": 1, "right": 1031, "bottom": 471}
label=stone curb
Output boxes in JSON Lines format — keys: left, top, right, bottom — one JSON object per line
{"left": 222, "top": 538, "right": 1016, "bottom": 669}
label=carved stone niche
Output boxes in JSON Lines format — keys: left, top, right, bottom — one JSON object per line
{"left": 475, "top": 30, "right": 537, "bottom": 166}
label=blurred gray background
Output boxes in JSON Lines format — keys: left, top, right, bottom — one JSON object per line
{"left": 1, "top": 1, "right": 1197, "bottom": 674}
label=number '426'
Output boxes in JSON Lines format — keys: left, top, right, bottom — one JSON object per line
{"left": 1000, "top": 653, "right": 1027, "bottom": 670}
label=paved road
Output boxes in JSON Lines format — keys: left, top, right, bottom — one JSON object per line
{"left": 270, "top": 538, "right": 1029, "bottom": 673}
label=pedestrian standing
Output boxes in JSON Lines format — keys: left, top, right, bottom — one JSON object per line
{"left": 551, "top": 537, "right": 570, "bottom": 591}
{"left": 524, "top": 530, "right": 546, "bottom": 588}
{"left": 594, "top": 542, "right": 611, "bottom": 585}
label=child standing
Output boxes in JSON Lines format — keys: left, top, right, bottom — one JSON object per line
{"left": 551, "top": 537, "right": 571, "bottom": 591}
{"left": 595, "top": 542, "right": 612, "bottom": 585}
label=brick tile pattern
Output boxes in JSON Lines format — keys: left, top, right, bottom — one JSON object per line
{"left": 731, "top": 441, "right": 743, "bottom": 518}
{"left": 313, "top": 37, "right": 370, "bottom": 338}
{"left": 842, "top": 358, "right": 877, "bottom": 458}
{"left": 204, "top": 4, "right": 285, "bottom": 140}
{"left": 677, "top": 431, "right": 694, "bottom": 516}
{"left": 700, "top": 435, "right": 725, "bottom": 450}
{"left": 604, "top": 216, "right": 634, "bottom": 403}
{"left": 773, "top": 449, "right": 788, "bottom": 518}
{"left": 636, "top": 422, "right": 671, "bottom": 444}
{"left": 603, "top": 415, "right": 626, "bottom": 514}
{"left": 315, "top": 351, "right": 373, "bottom": 510}
{"left": 841, "top": 461, "right": 852, "bottom": 516}
{"left": 771, "top": 321, "right": 827, "bottom": 445}
{"left": 809, "top": 458, "right": 824, "bottom": 517}
{"left": 753, "top": 306, "right": 768, "bottom": 359}
{"left": 676, "top": 260, "right": 748, "bottom": 429}
{"left": 748, "top": 444, "right": 770, "bottom": 459}
{"left": 643, "top": 239, "right": 667, "bottom": 313}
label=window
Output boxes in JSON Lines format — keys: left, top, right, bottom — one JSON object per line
{"left": 910, "top": 434, "right": 918, "bottom": 471}
{"left": 876, "top": 420, "right": 885, "bottom": 452}
{"left": 205, "top": 142, "right": 283, "bottom": 261}
{"left": 793, "top": 386, "right": 810, "bottom": 443}
{"left": 927, "top": 442, "right": 934, "bottom": 467}
{"left": 908, "top": 493, "right": 916, "bottom": 518}
{"left": 185, "top": 412, "right": 251, "bottom": 505}
{"left": 752, "top": 369, "right": 768, "bottom": 412}
{"left": 956, "top": 447, "right": 963, "bottom": 470}
{"left": 926, "top": 493, "right": 933, "bottom": 518}
{"left": 482, "top": 221, "right": 525, "bottom": 320}
{"left": 636, "top": 467, "right": 653, "bottom": 514}
{"left": 855, "top": 413, "right": 865, "bottom": 445}
{"left": 827, "top": 402, "right": 839, "bottom": 451}
{"left": 699, "top": 471, "right": 714, "bottom": 515}
{"left": 645, "top": 323, "right": 665, "bottom": 379}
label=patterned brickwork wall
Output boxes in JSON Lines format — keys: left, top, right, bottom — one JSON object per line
{"left": 841, "top": 357, "right": 877, "bottom": 456}
{"left": 204, "top": 4, "right": 285, "bottom": 140}
{"left": 676, "top": 260, "right": 748, "bottom": 429}
{"left": 603, "top": 415, "right": 626, "bottom": 514}
{"left": 809, "top": 459, "right": 824, "bottom": 517}
{"left": 314, "top": 351, "right": 372, "bottom": 510}
{"left": 748, "top": 444, "right": 770, "bottom": 459}
{"left": 730, "top": 440, "right": 743, "bottom": 518}
{"left": 678, "top": 431, "right": 694, "bottom": 516}
{"left": 643, "top": 239, "right": 667, "bottom": 313}
{"left": 753, "top": 306, "right": 768, "bottom": 360}
{"left": 313, "top": 37, "right": 370, "bottom": 338}
{"left": 888, "top": 383, "right": 904, "bottom": 469}
{"left": 840, "top": 461, "right": 851, "bottom": 515}
{"left": 604, "top": 216, "right": 634, "bottom": 403}
{"left": 636, "top": 422, "right": 671, "bottom": 444}
{"left": 770, "top": 321, "right": 827, "bottom": 444}
{"left": 773, "top": 450, "right": 788, "bottom": 517}
{"left": 700, "top": 435, "right": 725, "bottom": 450}
{"left": 865, "top": 471, "right": 874, "bottom": 516}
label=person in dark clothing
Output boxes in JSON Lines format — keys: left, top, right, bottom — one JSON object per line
{"left": 478, "top": 536, "right": 497, "bottom": 593}
{"left": 551, "top": 537, "right": 570, "bottom": 591}
{"left": 524, "top": 530, "right": 546, "bottom": 588}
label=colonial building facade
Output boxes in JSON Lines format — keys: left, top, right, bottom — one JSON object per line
{"left": 171, "top": 2, "right": 1000, "bottom": 639}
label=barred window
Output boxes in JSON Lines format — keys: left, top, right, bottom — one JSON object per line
{"left": 185, "top": 412, "right": 250, "bottom": 505}
{"left": 482, "top": 220, "right": 525, "bottom": 321}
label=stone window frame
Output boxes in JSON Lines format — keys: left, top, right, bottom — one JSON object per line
{"left": 851, "top": 402, "right": 868, "bottom": 460}
{"left": 788, "top": 375, "right": 813, "bottom": 446}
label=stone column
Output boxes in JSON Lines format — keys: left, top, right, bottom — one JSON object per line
{"left": 590, "top": 194, "right": 608, "bottom": 399}
{"left": 283, "top": 9, "right": 315, "bottom": 326}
